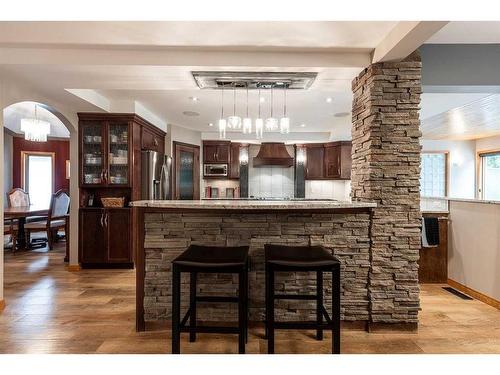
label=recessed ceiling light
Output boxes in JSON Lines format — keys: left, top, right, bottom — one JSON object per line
{"left": 334, "top": 112, "right": 350, "bottom": 118}
{"left": 208, "top": 123, "right": 214, "bottom": 127}
{"left": 189, "top": 96, "right": 199, "bottom": 102}
{"left": 326, "top": 97, "right": 333, "bottom": 103}
{"left": 182, "top": 111, "right": 199, "bottom": 117}
{"left": 300, "top": 123, "right": 306, "bottom": 128}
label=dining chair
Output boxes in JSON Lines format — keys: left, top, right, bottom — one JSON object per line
{"left": 24, "top": 189, "right": 70, "bottom": 252}
{"left": 7, "top": 188, "right": 30, "bottom": 207}
{"left": 4, "top": 219, "right": 19, "bottom": 253}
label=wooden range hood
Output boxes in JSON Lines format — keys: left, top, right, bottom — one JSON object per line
{"left": 253, "top": 142, "right": 294, "bottom": 167}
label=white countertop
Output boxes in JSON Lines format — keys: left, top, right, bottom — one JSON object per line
{"left": 130, "top": 199, "right": 377, "bottom": 210}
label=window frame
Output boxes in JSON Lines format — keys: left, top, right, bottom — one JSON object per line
{"left": 420, "top": 150, "right": 450, "bottom": 198}
{"left": 21, "top": 151, "right": 56, "bottom": 202}
{"left": 477, "top": 148, "right": 500, "bottom": 200}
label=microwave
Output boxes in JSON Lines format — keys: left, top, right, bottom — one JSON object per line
{"left": 204, "top": 164, "right": 228, "bottom": 177}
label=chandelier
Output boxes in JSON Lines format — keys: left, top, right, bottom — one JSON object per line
{"left": 21, "top": 105, "right": 51, "bottom": 142}
{"left": 217, "top": 83, "right": 293, "bottom": 140}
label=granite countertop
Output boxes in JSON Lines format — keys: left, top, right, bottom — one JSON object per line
{"left": 130, "top": 199, "right": 377, "bottom": 210}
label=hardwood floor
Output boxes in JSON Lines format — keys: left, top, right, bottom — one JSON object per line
{"left": 1, "top": 243, "right": 499, "bottom": 354}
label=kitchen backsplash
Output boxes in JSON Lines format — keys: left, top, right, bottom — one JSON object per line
{"left": 203, "top": 179, "right": 240, "bottom": 198}
{"left": 305, "top": 180, "right": 351, "bottom": 200}
{"left": 248, "top": 145, "right": 294, "bottom": 198}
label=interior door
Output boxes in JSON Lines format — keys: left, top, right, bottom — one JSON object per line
{"left": 174, "top": 142, "right": 200, "bottom": 200}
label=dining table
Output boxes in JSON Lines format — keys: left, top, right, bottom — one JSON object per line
{"left": 4, "top": 205, "right": 49, "bottom": 250}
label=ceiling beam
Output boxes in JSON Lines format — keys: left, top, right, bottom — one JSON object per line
{"left": 0, "top": 46, "right": 371, "bottom": 69}
{"left": 372, "top": 21, "right": 448, "bottom": 63}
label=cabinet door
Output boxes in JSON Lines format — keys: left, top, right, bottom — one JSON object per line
{"left": 79, "top": 209, "right": 107, "bottom": 263}
{"left": 203, "top": 144, "right": 218, "bottom": 163}
{"left": 80, "top": 121, "right": 106, "bottom": 186}
{"left": 107, "top": 122, "right": 130, "bottom": 186}
{"left": 215, "top": 144, "right": 230, "bottom": 163}
{"left": 339, "top": 143, "right": 352, "bottom": 179}
{"left": 106, "top": 209, "right": 132, "bottom": 263}
{"left": 142, "top": 127, "right": 163, "bottom": 153}
{"left": 229, "top": 143, "right": 240, "bottom": 179}
{"left": 324, "top": 145, "right": 341, "bottom": 178}
{"left": 305, "top": 146, "right": 324, "bottom": 179}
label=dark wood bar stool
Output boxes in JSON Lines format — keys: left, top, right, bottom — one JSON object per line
{"left": 264, "top": 244, "right": 341, "bottom": 354}
{"left": 171, "top": 244, "right": 249, "bottom": 354}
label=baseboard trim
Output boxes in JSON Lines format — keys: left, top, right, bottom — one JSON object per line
{"left": 67, "top": 264, "right": 81, "bottom": 272}
{"left": 368, "top": 322, "right": 418, "bottom": 333}
{"left": 0, "top": 299, "right": 5, "bottom": 311}
{"left": 447, "top": 278, "right": 500, "bottom": 310}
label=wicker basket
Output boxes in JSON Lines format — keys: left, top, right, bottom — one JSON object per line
{"left": 101, "top": 197, "right": 125, "bottom": 208}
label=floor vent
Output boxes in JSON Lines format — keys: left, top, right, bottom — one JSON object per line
{"left": 442, "top": 286, "right": 473, "bottom": 300}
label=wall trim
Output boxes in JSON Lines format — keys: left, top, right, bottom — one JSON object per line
{"left": 0, "top": 299, "right": 5, "bottom": 311}
{"left": 447, "top": 278, "right": 500, "bottom": 310}
{"left": 67, "top": 264, "right": 81, "bottom": 272}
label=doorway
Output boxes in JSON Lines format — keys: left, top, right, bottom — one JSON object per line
{"left": 173, "top": 141, "right": 200, "bottom": 200}
{"left": 21, "top": 151, "right": 55, "bottom": 207}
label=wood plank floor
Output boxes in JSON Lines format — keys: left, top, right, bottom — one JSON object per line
{"left": 1, "top": 243, "right": 499, "bottom": 354}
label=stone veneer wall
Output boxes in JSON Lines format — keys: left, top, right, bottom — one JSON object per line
{"left": 351, "top": 52, "right": 422, "bottom": 324}
{"left": 143, "top": 211, "right": 370, "bottom": 323}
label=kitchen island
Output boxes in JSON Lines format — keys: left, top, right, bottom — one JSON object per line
{"left": 131, "top": 199, "right": 376, "bottom": 331}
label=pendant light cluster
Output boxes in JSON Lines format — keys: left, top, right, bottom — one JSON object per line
{"left": 217, "top": 82, "right": 290, "bottom": 139}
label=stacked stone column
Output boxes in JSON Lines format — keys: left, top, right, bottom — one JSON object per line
{"left": 351, "top": 51, "right": 422, "bottom": 326}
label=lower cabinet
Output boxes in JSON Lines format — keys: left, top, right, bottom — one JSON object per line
{"left": 79, "top": 208, "right": 133, "bottom": 267}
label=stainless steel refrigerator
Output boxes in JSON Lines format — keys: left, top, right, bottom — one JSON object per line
{"left": 141, "top": 150, "right": 172, "bottom": 200}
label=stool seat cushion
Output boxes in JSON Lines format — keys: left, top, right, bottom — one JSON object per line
{"left": 173, "top": 244, "right": 249, "bottom": 268}
{"left": 265, "top": 244, "right": 340, "bottom": 267}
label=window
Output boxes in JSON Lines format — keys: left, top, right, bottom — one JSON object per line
{"left": 22, "top": 152, "right": 54, "bottom": 207}
{"left": 420, "top": 152, "right": 448, "bottom": 197}
{"left": 480, "top": 151, "right": 500, "bottom": 201}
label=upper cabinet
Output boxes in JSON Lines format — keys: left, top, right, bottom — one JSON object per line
{"left": 203, "top": 141, "right": 230, "bottom": 163}
{"left": 141, "top": 125, "right": 165, "bottom": 154}
{"left": 305, "top": 141, "right": 352, "bottom": 180}
{"left": 229, "top": 143, "right": 241, "bottom": 179}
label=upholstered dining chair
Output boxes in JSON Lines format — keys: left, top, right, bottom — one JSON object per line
{"left": 7, "top": 188, "right": 30, "bottom": 207}
{"left": 24, "top": 189, "right": 70, "bottom": 252}
{"left": 4, "top": 219, "right": 19, "bottom": 252}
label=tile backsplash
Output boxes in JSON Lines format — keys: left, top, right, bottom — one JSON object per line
{"left": 248, "top": 145, "right": 294, "bottom": 198}
{"left": 305, "top": 180, "right": 351, "bottom": 201}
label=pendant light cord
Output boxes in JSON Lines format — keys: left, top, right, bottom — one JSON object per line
{"left": 258, "top": 88, "right": 261, "bottom": 118}
{"left": 221, "top": 85, "right": 224, "bottom": 118}
{"left": 284, "top": 85, "right": 287, "bottom": 117}
{"left": 270, "top": 86, "right": 274, "bottom": 117}
{"left": 246, "top": 84, "right": 249, "bottom": 117}
{"left": 233, "top": 83, "right": 236, "bottom": 116}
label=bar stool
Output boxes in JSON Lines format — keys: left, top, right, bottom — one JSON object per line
{"left": 171, "top": 244, "right": 249, "bottom": 354}
{"left": 264, "top": 244, "right": 341, "bottom": 354}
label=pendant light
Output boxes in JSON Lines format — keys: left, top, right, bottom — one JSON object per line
{"left": 21, "top": 104, "right": 51, "bottom": 142}
{"left": 280, "top": 85, "right": 290, "bottom": 134}
{"left": 227, "top": 83, "right": 242, "bottom": 129}
{"left": 265, "top": 85, "right": 278, "bottom": 131}
{"left": 255, "top": 88, "right": 264, "bottom": 139}
{"left": 242, "top": 84, "right": 252, "bottom": 134}
{"left": 218, "top": 85, "right": 227, "bottom": 139}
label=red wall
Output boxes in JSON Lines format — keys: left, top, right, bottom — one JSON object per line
{"left": 12, "top": 137, "right": 70, "bottom": 192}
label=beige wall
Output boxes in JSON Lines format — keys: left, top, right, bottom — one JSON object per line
{"left": 448, "top": 200, "right": 500, "bottom": 301}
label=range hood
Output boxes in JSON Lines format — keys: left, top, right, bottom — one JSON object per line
{"left": 253, "top": 142, "right": 294, "bottom": 168}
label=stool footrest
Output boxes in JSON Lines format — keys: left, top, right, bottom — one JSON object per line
{"left": 273, "top": 321, "right": 333, "bottom": 330}
{"left": 180, "top": 325, "right": 240, "bottom": 334}
{"left": 274, "top": 294, "right": 317, "bottom": 300}
{"left": 196, "top": 296, "right": 239, "bottom": 303}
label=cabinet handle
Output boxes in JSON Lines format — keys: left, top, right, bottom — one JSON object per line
{"left": 154, "top": 137, "right": 158, "bottom": 147}
{"left": 100, "top": 170, "right": 105, "bottom": 182}
{"left": 104, "top": 170, "right": 108, "bottom": 182}
{"left": 104, "top": 212, "right": 108, "bottom": 227}
{"left": 100, "top": 213, "right": 104, "bottom": 227}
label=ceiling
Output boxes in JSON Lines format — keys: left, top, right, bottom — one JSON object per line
{"left": 426, "top": 22, "right": 500, "bottom": 44}
{"left": 3, "top": 102, "right": 70, "bottom": 138}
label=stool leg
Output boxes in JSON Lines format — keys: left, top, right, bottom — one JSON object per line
{"left": 238, "top": 270, "right": 246, "bottom": 354}
{"left": 189, "top": 272, "right": 197, "bottom": 342}
{"left": 172, "top": 264, "right": 181, "bottom": 354}
{"left": 332, "top": 265, "right": 341, "bottom": 354}
{"left": 264, "top": 263, "right": 268, "bottom": 340}
{"left": 316, "top": 271, "right": 323, "bottom": 340}
{"left": 267, "top": 266, "right": 275, "bottom": 354}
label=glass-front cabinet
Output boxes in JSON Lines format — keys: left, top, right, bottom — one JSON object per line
{"left": 79, "top": 121, "right": 130, "bottom": 187}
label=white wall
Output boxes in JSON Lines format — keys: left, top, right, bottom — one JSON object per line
{"left": 448, "top": 200, "right": 500, "bottom": 301}
{"left": 3, "top": 130, "right": 13, "bottom": 208}
{"left": 421, "top": 139, "right": 476, "bottom": 199}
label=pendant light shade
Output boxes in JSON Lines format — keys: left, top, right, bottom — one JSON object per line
{"left": 21, "top": 105, "right": 50, "bottom": 142}
{"left": 265, "top": 86, "right": 278, "bottom": 131}
{"left": 227, "top": 84, "right": 241, "bottom": 129}
{"left": 218, "top": 86, "right": 226, "bottom": 139}
{"left": 279, "top": 85, "right": 290, "bottom": 134}
{"left": 255, "top": 118, "right": 264, "bottom": 139}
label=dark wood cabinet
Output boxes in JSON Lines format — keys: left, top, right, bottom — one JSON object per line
{"left": 419, "top": 215, "right": 448, "bottom": 283}
{"left": 229, "top": 143, "right": 241, "bottom": 179}
{"left": 203, "top": 141, "right": 230, "bottom": 163}
{"left": 305, "top": 141, "right": 352, "bottom": 180}
{"left": 305, "top": 145, "right": 325, "bottom": 179}
{"left": 78, "top": 113, "right": 166, "bottom": 268}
